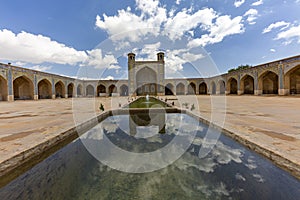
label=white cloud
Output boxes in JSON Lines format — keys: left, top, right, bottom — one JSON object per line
{"left": 78, "top": 77, "right": 99, "bottom": 81}
{"left": 182, "top": 52, "right": 204, "bottom": 61}
{"left": 211, "top": 141, "right": 243, "bottom": 164}
{"left": 245, "top": 162, "right": 257, "bottom": 169}
{"left": 140, "top": 42, "right": 161, "bottom": 57}
{"left": 252, "top": 0, "right": 263, "bottom": 6}
{"left": 165, "top": 52, "right": 186, "bottom": 73}
{"left": 136, "top": 0, "right": 160, "bottom": 17}
{"left": 164, "top": 48, "right": 205, "bottom": 76}
{"left": 213, "top": 182, "right": 230, "bottom": 196}
{"left": 275, "top": 24, "right": 300, "bottom": 43}
{"left": 96, "top": 0, "right": 245, "bottom": 48}
{"left": 96, "top": 0, "right": 167, "bottom": 42}
{"left": 176, "top": 0, "right": 181, "bottom": 5}
{"left": 235, "top": 173, "right": 246, "bottom": 181}
{"left": 0, "top": 29, "right": 125, "bottom": 70}
{"left": 82, "top": 49, "right": 120, "bottom": 69}
{"left": 0, "top": 29, "right": 87, "bottom": 65}
{"left": 244, "top": 9, "right": 259, "bottom": 25}
{"left": 164, "top": 8, "right": 217, "bottom": 40}
{"left": 188, "top": 15, "right": 244, "bottom": 47}
{"left": 30, "top": 65, "right": 52, "bottom": 72}
{"left": 263, "top": 21, "right": 300, "bottom": 44}
{"left": 244, "top": 156, "right": 257, "bottom": 169}
{"left": 252, "top": 173, "right": 265, "bottom": 183}
{"left": 103, "top": 75, "right": 114, "bottom": 80}
{"left": 234, "top": 0, "right": 245, "bottom": 7}
{"left": 270, "top": 48, "right": 276, "bottom": 52}
{"left": 15, "top": 61, "right": 27, "bottom": 67}
{"left": 262, "top": 21, "right": 290, "bottom": 34}
{"left": 108, "top": 65, "right": 121, "bottom": 70}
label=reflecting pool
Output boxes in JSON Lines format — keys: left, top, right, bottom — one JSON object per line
{"left": 125, "top": 97, "right": 169, "bottom": 108}
{"left": 0, "top": 113, "right": 299, "bottom": 200}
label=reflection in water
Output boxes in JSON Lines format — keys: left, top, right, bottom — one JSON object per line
{"left": 129, "top": 112, "right": 166, "bottom": 135}
{"left": 0, "top": 114, "right": 300, "bottom": 200}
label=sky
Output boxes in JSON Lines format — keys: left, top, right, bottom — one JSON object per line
{"left": 0, "top": 0, "right": 300, "bottom": 79}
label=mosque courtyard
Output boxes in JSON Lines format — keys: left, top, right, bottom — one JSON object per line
{"left": 0, "top": 95, "right": 299, "bottom": 179}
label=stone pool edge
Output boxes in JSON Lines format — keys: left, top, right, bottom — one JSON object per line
{"left": 0, "top": 107, "right": 299, "bottom": 187}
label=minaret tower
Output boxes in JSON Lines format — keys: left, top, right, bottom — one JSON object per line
{"left": 128, "top": 53, "right": 136, "bottom": 96}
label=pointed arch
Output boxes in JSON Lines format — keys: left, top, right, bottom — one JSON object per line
{"left": 165, "top": 83, "right": 174, "bottom": 95}
{"left": 38, "top": 79, "right": 52, "bottom": 99}
{"left": 218, "top": 80, "right": 225, "bottom": 94}
{"left": 199, "top": 82, "right": 207, "bottom": 95}
{"left": 187, "top": 82, "right": 196, "bottom": 94}
{"left": 259, "top": 71, "right": 278, "bottom": 94}
{"left": 241, "top": 75, "right": 254, "bottom": 94}
{"left": 284, "top": 65, "right": 300, "bottom": 94}
{"left": 97, "top": 84, "right": 106, "bottom": 96}
{"left": 176, "top": 82, "right": 185, "bottom": 95}
{"left": 227, "top": 78, "right": 237, "bottom": 94}
{"left": 136, "top": 67, "right": 157, "bottom": 95}
{"left": 55, "top": 81, "right": 65, "bottom": 98}
{"left": 86, "top": 84, "right": 95, "bottom": 96}
{"left": 0, "top": 75, "right": 8, "bottom": 101}
{"left": 67, "top": 83, "right": 74, "bottom": 98}
{"left": 120, "top": 84, "right": 128, "bottom": 96}
{"left": 13, "top": 75, "right": 34, "bottom": 100}
{"left": 77, "top": 84, "right": 83, "bottom": 96}
{"left": 108, "top": 84, "right": 117, "bottom": 96}
{"left": 210, "top": 81, "right": 216, "bottom": 95}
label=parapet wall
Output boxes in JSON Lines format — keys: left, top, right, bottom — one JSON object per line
{"left": 1, "top": 54, "right": 300, "bottom": 101}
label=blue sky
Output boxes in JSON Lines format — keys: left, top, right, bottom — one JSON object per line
{"left": 0, "top": 0, "right": 300, "bottom": 79}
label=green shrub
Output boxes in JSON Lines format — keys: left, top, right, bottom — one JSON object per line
{"left": 99, "top": 103, "right": 105, "bottom": 111}
{"left": 191, "top": 104, "right": 195, "bottom": 111}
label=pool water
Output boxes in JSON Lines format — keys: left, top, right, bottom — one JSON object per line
{"left": 125, "top": 97, "right": 169, "bottom": 108}
{"left": 0, "top": 113, "right": 299, "bottom": 200}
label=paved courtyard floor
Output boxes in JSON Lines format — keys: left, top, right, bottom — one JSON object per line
{"left": 0, "top": 95, "right": 299, "bottom": 174}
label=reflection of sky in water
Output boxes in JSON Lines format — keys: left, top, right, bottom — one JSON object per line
{"left": 1, "top": 113, "right": 300, "bottom": 200}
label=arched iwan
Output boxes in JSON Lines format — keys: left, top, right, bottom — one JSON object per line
{"left": 86, "top": 85, "right": 95, "bottom": 97}
{"left": 67, "top": 83, "right": 74, "bottom": 98}
{"left": 227, "top": 78, "right": 237, "bottom": 94}
{"left": 284, "top": 65, "right": 300, "bottom": 94}
{"left": 13, "top": 76, "right": 34, "bottom": 100}
{"left": 218, "top": 80, "right": 225, "bottom": 95}
{"left": 136, "top": 67, "right": 157, "bottom": 95}
{"left": 176, "top": 83, "right": 185, "bottom": 95}
{"left": 77, "top": 84, "right": 83, "bottom": 96}
{"left": 210, "top": 81, "right": 216, "bottom": 95}
{"left": 187, "top": 82, "right": 196, "bottom": 95}
{"left": 38, "top": 79, "right": 52, "bottom": 99}
{"left": 120, "top": 84, "right": 128, "bottom": 96}
{"left": 109, "top": 84, "right": 117, "bottom": 96}
{"left": 97, "top": 84, "right": 106, "bottom": 97}
{"left": 240, "top": 75, "right": 254, "bottom": 95}
{"left": 259, "top": 71, "right": 278, "bottom": 94}
{"left": 55, "top": 81, "right": 65, "bottom": 98}
{"left": 165, "top": 83, "right": 174, "bottom": 95}
{"left": 199, "top": 82, "right": 207, "bottom": 95}
{"left": 0, "top": 75, "right": 8, "bottom": 101}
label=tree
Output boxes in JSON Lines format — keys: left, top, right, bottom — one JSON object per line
{"left": 228, "top": 64, "right": 252, "bottom": 73}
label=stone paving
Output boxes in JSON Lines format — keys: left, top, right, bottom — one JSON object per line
{"left": 0, "top": 95, "right": 299, "bottom": 176}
